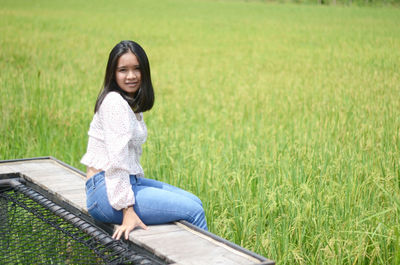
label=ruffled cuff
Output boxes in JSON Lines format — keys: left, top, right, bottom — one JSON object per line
{"left": 104, "top": 168, "right": 135, "bottom": 210}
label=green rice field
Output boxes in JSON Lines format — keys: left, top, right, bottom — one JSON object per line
{"left": 1, "top": 0, "right": 399, "bottom": 264}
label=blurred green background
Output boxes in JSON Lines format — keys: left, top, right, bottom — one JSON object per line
{"left": 1, "top": 0, "right": 399, "bottom": 264}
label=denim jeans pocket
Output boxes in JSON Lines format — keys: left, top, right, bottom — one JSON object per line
{"left": 86, "top": 178, "right": 105, "bottom": 197}
{"left": 86, "top": 186, "right": 95, "bottom": 198}
{"left": 87, "top": 201, "right": 109, "bottom": 223}
{"left": 87, "top": 201, "right": 97, "bottom": 212}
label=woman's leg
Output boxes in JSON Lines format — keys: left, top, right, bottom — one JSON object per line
{"left": 133, "top": 181, "right": 208, "bottom": 230}
{"left": 87, "top": 174, "right": 207, "bottom": 230}
{"left": 137, "top": 177, "right": 203, "bottom": 207}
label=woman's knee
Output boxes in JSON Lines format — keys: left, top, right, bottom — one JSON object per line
{"left": 187, "top": 203, "right": 207, "bottom": 230}
{"left": 194, "top": 195, "right": 203, "bottom": 207}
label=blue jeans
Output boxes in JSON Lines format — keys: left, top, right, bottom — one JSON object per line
{"left": 85, "top": 172, "right": 208, "bottom": 230}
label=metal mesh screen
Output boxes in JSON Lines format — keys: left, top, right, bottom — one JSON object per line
{"left": 0, "top": 183, "right": 165, "bottom": 265}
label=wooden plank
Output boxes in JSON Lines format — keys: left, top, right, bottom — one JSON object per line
{"left": 56, "top": 189, "right": 86, "bottom": 198}
{"left": 5, "top": 160, "right": 85, "bottom": 181}
{"left": 22, "top": 168, "right": 76, "bottom": 178}
{"left": 45, "top": 181, "right": 84, "bottom": 191}
{"left": 176, "top": 223, "right": 263, "bottom": 264}
{"left": 4, "top": 161, "right": 61, "bottom": 172}
{"left": 20, "top": 174, "right": 81, "bottom": 196}
{"left": 56, "top": 193, "right": 86, "bottom": 205}
{"left": 175, "top": 254, "right": 257, "bottom": 265}
{"left": 129, "top": 229, "right": 258, "bottom": 265}
{"left": 22, "top": 171, "right": 83, "bottom": 185}
{"left": 131, "top": 223, "right": 182, "bottom": 238}
{"left": 31, "top": 171, "right": 83, "bottom": 182}
{"left": 55, "top": 188, "right": 86, "bottom": 199}
{"left": 52, "top": 192, "right": 86, "bottom": 211}
{"left": 63, "top": 195, "right": 86, "bottom": 209}
{"left": 0, "top": 165, "right": 15, "bottom": 174}
{"left": 68, "top": 198, "right": 86, "bottom": 208}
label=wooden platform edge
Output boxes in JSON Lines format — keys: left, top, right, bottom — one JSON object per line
{"left": 0, "top": 156, "right": 86, "bottom": 180}
{"left": 176, "top": 221, "right": 275, "bottom": 265}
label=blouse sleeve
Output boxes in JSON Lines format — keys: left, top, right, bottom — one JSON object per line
{"left": 99, "top": 92, "right": 135, "bottom": 210}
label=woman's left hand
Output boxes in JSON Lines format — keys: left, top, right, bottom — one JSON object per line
{"left": 112, "top": 206, "right": 148, "bottom": 240}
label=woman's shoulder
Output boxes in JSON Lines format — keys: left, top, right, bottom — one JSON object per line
{"left": 103, "top": 91, "right": 125, "bottom": 104}
{"left": 100, "top": 91, "right": 129, "bottom": 109}
{"left": 97, "top": 91, "right": 132, "bottom": 117}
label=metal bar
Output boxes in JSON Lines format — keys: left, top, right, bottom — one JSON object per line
{"left": 0, "top": 178, "right": 24, "bottom": 188}
{"left": 0, "top": 156, "right": 52, "bottom": 164}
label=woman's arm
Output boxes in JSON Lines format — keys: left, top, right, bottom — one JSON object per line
{"left": 100, "top": 93, "right": 148, "bottom": 239}
{"left": 100, "top": 92, "right": 136, "bottom": 210}
{"left": 112, "top": 206, "right": 148, "bottom": 240}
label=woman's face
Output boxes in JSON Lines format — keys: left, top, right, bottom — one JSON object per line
{"left": 115, "top": 51, "right": 142, "bottom": 96}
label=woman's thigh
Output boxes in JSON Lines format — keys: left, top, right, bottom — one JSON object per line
{"left": 138, "top": 177, "right": 203, "bottom": 207}
{"left": 133, "top": 184, "right": 206, "bottom": 229}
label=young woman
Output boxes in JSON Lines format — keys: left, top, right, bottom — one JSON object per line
{"left": 81, "top": 40, "right": 207, "bottom": 240}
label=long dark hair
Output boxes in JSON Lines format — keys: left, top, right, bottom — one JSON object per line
{"left": 94, "top": 40, "right": 155, "bottom": 113}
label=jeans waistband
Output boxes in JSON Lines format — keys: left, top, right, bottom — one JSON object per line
{"left": 85, "top": 171, "right": 139, "bottom": 190}
{"left": 85, "top": 171, "right": 105, "bottom": 190}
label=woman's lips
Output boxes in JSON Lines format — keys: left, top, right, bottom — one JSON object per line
{"left": 126, "top": 82, "right": 138, "bottom": 87}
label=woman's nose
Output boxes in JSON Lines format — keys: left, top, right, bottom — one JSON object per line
{"left": 127, "top": 70, "right": 136, "bottom": 79}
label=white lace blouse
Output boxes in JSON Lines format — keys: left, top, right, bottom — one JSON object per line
{"left": 81, "top": 91, "right": 147, "bottom": 210}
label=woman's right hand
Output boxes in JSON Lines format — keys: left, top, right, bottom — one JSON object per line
{"left": 112, "top": 206, "right": 148, "bottom": 240}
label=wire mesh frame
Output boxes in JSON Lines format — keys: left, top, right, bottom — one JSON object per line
{"left": 0, "top": 179, "right": 166, "bottom": 265}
